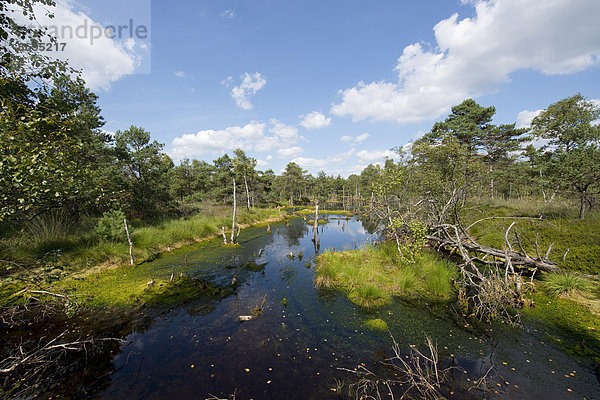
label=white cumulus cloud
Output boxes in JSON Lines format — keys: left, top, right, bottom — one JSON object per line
{"left": 170, "top": 119, "right": 298, "bottom": 159}
{"left": 516, "top": 109, "right": 544, "bottom": 129}
{"left": 356, "top": 149, "right": 399, "bottom": 163}
{"left": 230, "top": 72, "right": 267, "bottom": 110}
{"left": 299, "top": 111, "right": 331, "bottom": 130}
{"left": 277, "top": 146, "right": 304, "bottom": 159}
{"left": 341, "top": 133, "right": 370, "bottom": 145}
{"left": 331, "top": 0, "right": 600, "bottom": 124}
{"left": 16, "top": 0, "right": 146, "bottom": 90}
{"left": 291, "top": 157, "right": 328, "bottom": 170}
{"left": 256, "top": 159, "right": 269, "bottom": 169}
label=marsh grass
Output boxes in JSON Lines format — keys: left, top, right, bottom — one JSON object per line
{"left": 24, "top": 209, "right": 78, "bottom": 257}
{"left": 48, "top": 208, "right": 281, "bottom": 270}
{"left": 315, "top": 242, "right": 457, "bottom": 308}
{"left": 0, "top": 208, "right": 282, "bottom": 306}
{"left": 462, "top": 198, "right": 600, "bottom": 274}
{"left": 541, "top": 271, "right": 595, "bottom": 298}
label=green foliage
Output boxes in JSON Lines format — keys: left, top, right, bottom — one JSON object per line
{"left": 541, "top": 272, "right": 594, "bottom": 298}
{"left": 115, "top": 126, "right": 172, "bottom": 218}
{"left": 392, "top": 220, "right": 428, "bottom": 264}
{"left": 530, "top": 94, "right": 600, "bottom": 219}
{"left": 94, "top": 210, "right": 127, "bottom": 242}
{"left": 0, "top": 76, "right": 112, "bottom": 223}
{"left": 1, "top": 0, "right": 71, "bottom": 82}
{"left": 281, "top": 162, "right": 306, "bottom": 206}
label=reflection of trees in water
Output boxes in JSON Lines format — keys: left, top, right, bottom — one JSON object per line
{"left": 315, "top": 287, "right": 339, "bottom": 303}
{"left": 360, "top": 217, "right": 381, "bottom": 235}
{"left": 282, "top": 219, "right": 308, "bottom": 246}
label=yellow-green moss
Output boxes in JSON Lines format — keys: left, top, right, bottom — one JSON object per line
{"left": 296, "top": 208, "right": 353, "bottom": 217}
{"left": 365, "top": 318, "right": 388, "bottom": 331}
{"left": 522, "top": 292, "right": 600, "bottom": 360}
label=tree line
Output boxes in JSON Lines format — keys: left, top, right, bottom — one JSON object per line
{"left": 2, "top": 0, "right": 599, "bottom": 231}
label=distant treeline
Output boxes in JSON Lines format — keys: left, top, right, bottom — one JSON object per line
{"left": 1, "top": 1, "right": 599, "bottom": 229}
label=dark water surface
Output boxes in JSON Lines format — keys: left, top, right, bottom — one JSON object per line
{"left": 94, "top": 217, "right": 599, "bottom": 400}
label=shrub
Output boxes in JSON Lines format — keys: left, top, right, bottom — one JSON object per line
{"left": 95, "top": 210, "right": 127, "bottom": 242}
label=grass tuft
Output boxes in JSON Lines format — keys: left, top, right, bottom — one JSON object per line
{"left": 541, "top": 271, "right": 594, "bottom": 298}
{"left": 315, "top": 242, "right": 457, "bottom": 308}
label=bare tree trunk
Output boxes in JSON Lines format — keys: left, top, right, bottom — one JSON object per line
{"left": 222, "top": 226, "right": 227, "bottom": 245}
{"left": 231, "top": 177, "right": 237, "bottom": 243}
{"left": 313, "top": 200, "right": 319, "bottom": 243}
{"left": 580, "top": 190, "right": 587, "bottom": 219}
{"left": 539, "top": 168, "right": 548, "bottom": 202}
{"left": 124, "top": 218, "right": 134, "bottom": 265}
{"left": 489, "top": 164, "right": 494, "bottom": 200}
{"left": 244, "top": 175, "right": 250, "bottom": 212}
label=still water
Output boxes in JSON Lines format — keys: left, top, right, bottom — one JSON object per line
{"left": 95, "top": 216, "right": 599, "bottom": 399}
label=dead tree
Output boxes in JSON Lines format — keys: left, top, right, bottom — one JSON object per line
{"left": 243, "top": 175, "right": 251, "bottom": 211}
{"left": 427, "top": 218, "right": 560, "bottom": 273}
{"left": 124, "top": 218, "right": 134, "bottom": 265}
{"left": 312, "top": 200, "right": 319, "bottom": 243}
{"left": 231, "top": 177, "right": 237, "bottom": 244}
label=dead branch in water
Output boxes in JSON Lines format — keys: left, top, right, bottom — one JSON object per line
{"left": 0, "top": 330, "right": 125, "bottom": 374}
{"left": 339, "top": 334, "right": 492, "bottom": 400}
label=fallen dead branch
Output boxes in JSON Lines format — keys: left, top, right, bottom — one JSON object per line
{"left": 428, "top": 223, "right": 560, "bottom": 273}
{"left": 0, "top": 330, "right": 126, "bottom": 374}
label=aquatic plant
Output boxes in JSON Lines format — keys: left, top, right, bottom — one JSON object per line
{"left": 364, "top": 318, "right": 388, "bottom": 331}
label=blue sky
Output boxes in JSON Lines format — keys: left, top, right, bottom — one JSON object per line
{"left": 34, "top": 0, "right": 600, "bottom": 176}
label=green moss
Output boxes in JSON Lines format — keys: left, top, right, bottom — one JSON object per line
{"left": 364, "top": 318, "right": 388, "bottom": 331}
{"left": 50, "top": 257, "right": 236, "bottom": 308}
{"left": 314, "top": 242, "right": 457, "bottom": 308}
{"left": 144, "top": 277, "right": 231, "bottom": 307}
{"left": 245, "top": 262, "right": 267, "bottom": 271}
{"left": 306, "top": 219, "right": 328, "bottom": 225}
{"left": 522, "top": 292, "right": 600, "bottom": 360}
{"left": 296, "top": 208, "right": 353, "bottom": 217}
